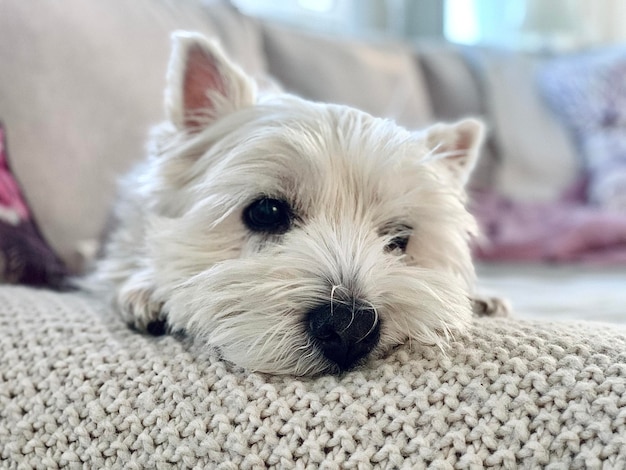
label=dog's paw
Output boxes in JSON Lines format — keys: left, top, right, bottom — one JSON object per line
{"left": 471, "top": 294, "right": 511, "bottom": 318}
{"left": 117, "top": 286, "right": 167, "bottom": 335}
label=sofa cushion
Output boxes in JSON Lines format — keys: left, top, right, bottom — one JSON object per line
{"left": 2, "top": 285, "right": 626, "bottom": 468}
{"left": 261, "top": 23, "right": 433, "bottom": 131}
{"left": 417, "top": 43, "right": 484, "bottom": 122}
{"left": 0, "top": 0, "right": 266, "bottom": 273}
{"left": 0, "top": 124, "right": 68, "bottom": 288}
{"left": 466, "top": 50, "right": 579, "bottom": 202}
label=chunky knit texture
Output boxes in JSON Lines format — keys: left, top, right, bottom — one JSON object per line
{"left": 1, "top": 285, "right": 626, "bottom": 469}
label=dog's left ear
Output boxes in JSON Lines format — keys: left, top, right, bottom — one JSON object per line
{"left": 423, "top": 118, "right": 485, "bottom": 186}
{"left": 165, "top": 31, "right": 257, "bottom": 131}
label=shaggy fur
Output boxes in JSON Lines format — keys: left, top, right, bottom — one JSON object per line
{"left": 88, "top": 32, "right": 507, "bottom": 376}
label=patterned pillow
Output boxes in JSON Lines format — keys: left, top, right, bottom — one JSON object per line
{"left": 0, "top": 123, "right": 69, "bottom": 288}
{"left": 539, "top": 47, "right": 626, "bottom": 210}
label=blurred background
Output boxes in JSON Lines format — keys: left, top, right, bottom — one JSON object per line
{"left": 233, "top": 0, "right": 626, "bottom": 52}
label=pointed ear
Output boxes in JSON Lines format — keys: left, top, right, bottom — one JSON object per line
{"left": 165, "top": 32, "right": 256, "bottom": 131}
{"left": 423, "top": 118, "right": 485, "bottom": 186}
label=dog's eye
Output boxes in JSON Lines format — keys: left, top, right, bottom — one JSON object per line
{"left": 386, "top": 235, "right": 410, "bottom": 253}
{"left": 382, "top": 224, "right": 412, "bottom": 254}
{"left": 243, "top": 197, "right": 292, "bottom": 233}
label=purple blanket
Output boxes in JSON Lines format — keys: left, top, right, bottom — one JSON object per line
{"left": 471, "top": 183, "right": 626, "bottom": 265}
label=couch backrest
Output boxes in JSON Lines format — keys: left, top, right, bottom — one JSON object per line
{"left": 261, "top": 23, "right": 434, "bottom": 130}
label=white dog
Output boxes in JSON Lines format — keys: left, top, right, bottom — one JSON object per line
{"left": 89, "top": 32, "right": 507, "bottom": 376}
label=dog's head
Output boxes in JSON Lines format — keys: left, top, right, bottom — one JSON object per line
{"left": 138, "top": 33, "right": 484, "bottom": 375}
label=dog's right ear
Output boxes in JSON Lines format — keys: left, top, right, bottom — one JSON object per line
{"left": 165, "top": 32, "right": 256, "bottom": 131}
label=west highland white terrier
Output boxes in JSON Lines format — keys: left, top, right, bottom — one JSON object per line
{"left": 89, "top": 32, "right": 507, "bottom": 376}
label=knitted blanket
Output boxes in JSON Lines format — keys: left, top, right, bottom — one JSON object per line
{"left": 1, "top": 286, "right": 625, "bottom": 469}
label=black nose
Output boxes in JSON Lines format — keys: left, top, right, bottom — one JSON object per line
{"left": 306, "top": 301, "right": 380, "bottom": 371}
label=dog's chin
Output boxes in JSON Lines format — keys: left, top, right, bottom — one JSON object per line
{"left": 156, "top": 253, "right": 472, "bottom": 376}
{"left": 164, "top": 292, "right": 335, "bottom": 376}
{"left": 221, "top": 341, "right": 334, "bottom": 377}
{"left": 207, "top": 334, "right": 386, "bottom": 377}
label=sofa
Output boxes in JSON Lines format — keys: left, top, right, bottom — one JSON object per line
{"left": 2, "top": 1, "right": 626, "bottom": 468}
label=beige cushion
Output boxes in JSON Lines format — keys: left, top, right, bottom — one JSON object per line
{"left": 472, "top": 51, "right": 579, "bottom": 201}
{"left": 262, "top": 23, "right": 433, "bottom": 131}
{"left": 0, "top": 0, "right": 265, "bottom": 272}
{"left": 3, "top": 285, "right": 626, "bottom": 467}
{"left": 417, "top": 43, "right": 484, "bottom": 121}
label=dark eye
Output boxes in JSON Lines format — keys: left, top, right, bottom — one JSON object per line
{"left": 382, "top": 224, "right": 412, "bottom": 253}
{"left": 243, "top": 197, "right": 292, "bottom": 233}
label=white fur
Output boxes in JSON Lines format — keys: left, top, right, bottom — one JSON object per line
{"left": 87, "top": 32, "right": 495, "bottom": 376}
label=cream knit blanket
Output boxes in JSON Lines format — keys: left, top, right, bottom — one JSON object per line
{"left": 1, "top": 285, "right": 625, "bottom": 469}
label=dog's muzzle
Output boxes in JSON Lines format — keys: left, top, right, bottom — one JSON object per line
{"left": 306, "top": 301, "right": 380, "bottom": 371}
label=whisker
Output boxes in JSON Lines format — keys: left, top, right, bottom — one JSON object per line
{"left": 355, "top": 300, "right": 379, "bottom": 343}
